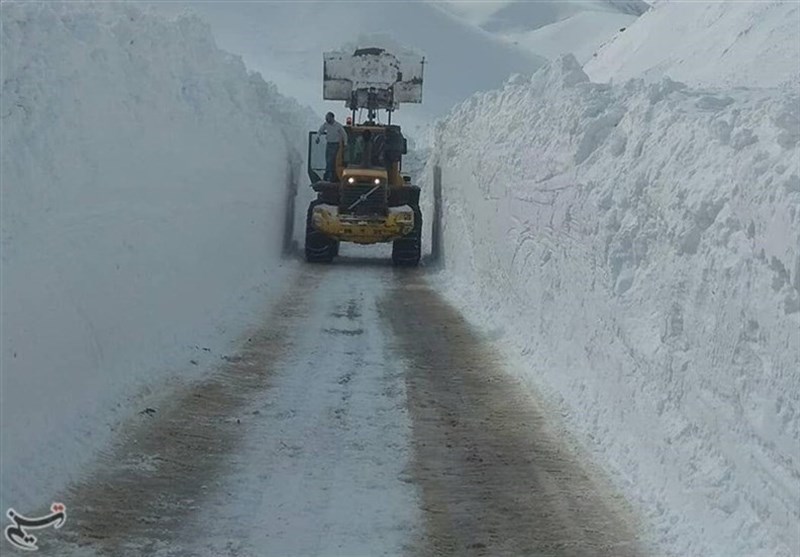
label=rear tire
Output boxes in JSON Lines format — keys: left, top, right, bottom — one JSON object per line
{"left": 305, "top": 201, "right": 335, "bottom": 263}
{"left": 392, "top": 205, "right": 422, "bottom": 267}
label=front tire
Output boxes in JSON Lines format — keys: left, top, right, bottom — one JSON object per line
{"left": 392, "top": 205, "right": 422, "bottom": 267}
{"left": 305, "top": 201, "right": 335, "bottom": 263}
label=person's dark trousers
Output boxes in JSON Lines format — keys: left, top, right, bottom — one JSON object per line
{"left": 324, "top": 142, "right": 339, "bottom": 181}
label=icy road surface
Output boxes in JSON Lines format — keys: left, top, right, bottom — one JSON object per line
{"left": 52, "top": 255, "right": 642, "bottom": 557}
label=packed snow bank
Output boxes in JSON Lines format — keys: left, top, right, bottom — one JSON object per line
{"left": 585, "top": 0, "right": 800, "bottom": 88}
{"left": 1, "top": 3, "right": 312, "bottom": 511}
{"left": 423, "top": 55, "right": 800, "bottom": 556}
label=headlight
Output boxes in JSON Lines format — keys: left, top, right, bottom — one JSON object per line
{"left": 347, "top": 177, "right": 355, "bottom": 184}
{"left": 373, "top": 178, "right": 381, "bottom": 185}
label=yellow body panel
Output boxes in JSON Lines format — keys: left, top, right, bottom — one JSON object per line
{"left": 311, "top": 204, "right": 414, "bottom": 244}
{"left": 341, "top": 167, "right": 386, "bottom": 181}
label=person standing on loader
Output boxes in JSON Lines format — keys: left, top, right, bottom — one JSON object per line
{"left": 316, "top": 112, "right": 348, "bottom": 181}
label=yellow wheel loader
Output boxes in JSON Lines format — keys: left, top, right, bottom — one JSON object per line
{"left": 304, "top": 48, "right": 425, "bottom": 266}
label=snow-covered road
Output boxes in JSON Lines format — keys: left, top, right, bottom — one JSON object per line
{"left": 48, "top": 254, "right": 641, "bottom": 556}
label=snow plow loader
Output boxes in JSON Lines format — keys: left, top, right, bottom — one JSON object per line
{"left": 305, "top": 47, "right": 425, "bottom": 266}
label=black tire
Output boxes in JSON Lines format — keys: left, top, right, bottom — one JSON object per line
{"left": 331, "top": 240, "right": 340, "bottom": 257}
{"left": 392, "top": 205, "right": 422, "bottom": 267}
{"left": 305, "top": 201, "right": 335, "bottom": 263}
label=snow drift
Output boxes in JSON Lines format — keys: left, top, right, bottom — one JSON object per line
{"left": 1, "top": 3, "right": 312, "bottom": 511}
{"left": 423, "top": 55, "right": 799, "bottom": 556}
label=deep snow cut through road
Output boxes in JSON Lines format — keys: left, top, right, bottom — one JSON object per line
{"left": 52, "top": 253, "right": 642, "bottom": 556}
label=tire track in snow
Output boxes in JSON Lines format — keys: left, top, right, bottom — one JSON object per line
{"left": 50, "top": 266, "right": 324, "bottom": 556}
{"left": 47, "top": 256, "right": 643, "bottom": 556}
{"left": 382, "top": 273, "right": 644, "bottom": 557}
{"left": 172, "top": 257, "right": 423, "bottom": 556}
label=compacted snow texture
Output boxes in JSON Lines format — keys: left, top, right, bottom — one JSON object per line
{"left": 1, "top": 3, "right": 311, "bottom": 511}
{"left": 424, "top": 55, "right": 799, "bottom": 557}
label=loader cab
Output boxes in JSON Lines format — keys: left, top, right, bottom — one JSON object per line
{"left": 345, "top": 128, "right": 384, "bottom": 168}
{"left": 307, "top": 125, "right": 408, "bottom": 185}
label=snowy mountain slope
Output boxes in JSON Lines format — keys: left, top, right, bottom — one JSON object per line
{"left": 585, "top": 0, "right": 800, "bottom": 88}
{"left": 434, "top": 0, "right": 647, "bottom": 29}
{"left": 504, "top": 11, "right": 636, "bottom": 63}
{"left": 432, "top": 0, "right": 645, "bottom": 68}
{"left": 422, "top": 55, "right": 800, "bottom": 557}
{"left": 476, "top": 0, "right": 648, "bottom": 33}
{"left": 431, "top": 0, "right": 514, "bottom": 26}
{"left": 1, "top": 3, "right": 312, "bottom": 512}
{"left": 155, "top": 1, "right": 546, "bottom": 135}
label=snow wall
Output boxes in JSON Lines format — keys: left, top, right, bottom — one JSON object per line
{"left": 422, "top": 55, "right": 799, "bottom": 557}
{"left": 1, "top": 3, "right": 314, "bottom": 510}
